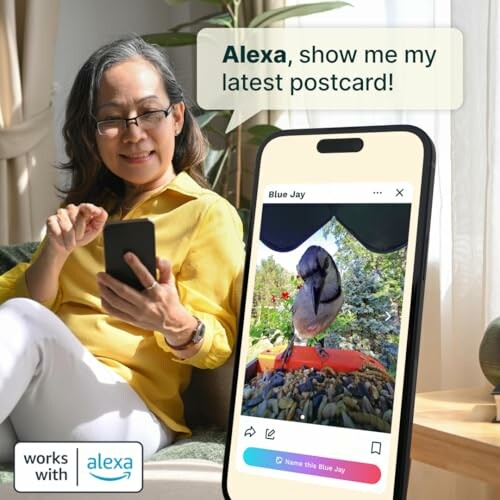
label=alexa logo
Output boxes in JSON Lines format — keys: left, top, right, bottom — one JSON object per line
{"left": 87, "top": 453, "right": 133, "bottom": 481}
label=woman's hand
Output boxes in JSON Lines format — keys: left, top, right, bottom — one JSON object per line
{"left": 26, "top": 203, "right": 108, "bottom": 304}
{"left": 46, "top": 203, "right": 108, "bottom": 255}
{"left": 97, "top": 253, "right": 198, "bottom": 346}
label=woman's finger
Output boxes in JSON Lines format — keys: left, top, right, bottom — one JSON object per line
{"left": 46, "top": 215, "right": 64, "bottom": 245}
{"left": 97, "top": 271, "right": 141, "bottom": 305}
{"left": 74, "top": 204, "right": 108, "bottom": 246}
{"left": 92, "top": 208, "right": 108, "bottom": 234}
{"left": 56, "top": 209, "right": 76, "bottom": 250}
{"left": 80, "top": 202, "right": 105, "bottom": 215}
{"left": 123, "top": 252, "right": 157, "bottom": 290}
{"left": 157, "top": 257, "right": 175, "bottom": 286}
{"left": 82, "top": 204, "right": 108, "bottom": 231}
{"left": 97, "top": 279, "right": 139, "bottom": 315}
{"left": 73, "top": 206, "right": 88, "bottom": 241}
{"left": 66, "top": 204, "right": 79, "bottom": 226}
{"left": 100, "top": 294, "right": 137, "bottom": 324}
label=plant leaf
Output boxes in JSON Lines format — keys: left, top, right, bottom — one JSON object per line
{"left": 206, "top": 13, "right": 233, "bottom": 28}
{"left": 194, "top": 111, "right": 220, "bottom": 129}
{"left": 142, "top": 32, "right": 197, "bottom": 47}
{"left": 247, "top": 124, "right": 281, "bottom": 135}
{"left": 170, "top": 12, "right": 232, "bottom": 32}
{"left": 249, "top": 2, "right": 351, "bottom": 28}
{"left": 247, "top": 124, "right": 281, "bottom": 145}
{"left": 164, "top": 0, "right": 190, "bottom": 6}
{"left": 248, "top": 137, "right": 265, "bottom": 146}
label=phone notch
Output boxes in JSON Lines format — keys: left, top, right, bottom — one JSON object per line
{"left": 316, "top": 137, "right": 364, "bottom": 153}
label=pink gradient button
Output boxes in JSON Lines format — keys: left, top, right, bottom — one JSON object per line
{"left": 243, "top": 447, "right": 381, "bottom": 484}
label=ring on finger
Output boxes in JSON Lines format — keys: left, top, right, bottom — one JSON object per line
{"left": 145, "top": 281, "right": 158, "bottom": 291}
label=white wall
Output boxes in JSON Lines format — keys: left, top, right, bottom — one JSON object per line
{"left": 53, "top": 0, "right": 208, "bottom": 173}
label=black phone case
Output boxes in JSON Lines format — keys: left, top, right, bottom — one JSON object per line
{"left": 222, "top": 125, "right": 435, "bottom": 500}
{"left": 103, "top": 219, "right": 156, "bottom": 291}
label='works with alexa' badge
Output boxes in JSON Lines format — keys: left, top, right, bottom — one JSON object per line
{"left": 14, "top": 442, "right": 143, "bottom": 492}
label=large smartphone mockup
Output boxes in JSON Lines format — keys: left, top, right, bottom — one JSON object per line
{"left": 223, "top": 126, "right": 435, "bottom": 500}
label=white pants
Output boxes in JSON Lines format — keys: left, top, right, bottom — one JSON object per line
{"left": 0, "top": 298, "right": 174, "bottom": 463}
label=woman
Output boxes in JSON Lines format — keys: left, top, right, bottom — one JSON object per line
{"left": 0, "top": 37, "right": 244, "bottom": 462}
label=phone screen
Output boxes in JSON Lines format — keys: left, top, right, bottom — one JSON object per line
{"left": 224, "top": 127, "right": 434, "bottom": 500}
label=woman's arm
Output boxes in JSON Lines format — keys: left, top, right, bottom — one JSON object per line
{"left": 161, "top": 197, "right": 245, "bottom": 368}
{"left": 25, "top": 242, "right": 71, "bottom": 303}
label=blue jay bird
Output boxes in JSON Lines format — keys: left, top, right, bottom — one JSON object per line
{"left": 281, "top": 245, "right": 344, "bottom": 365}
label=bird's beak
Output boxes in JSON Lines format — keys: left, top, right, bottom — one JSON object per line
{"left": 312, "top": 279, "right": 323, "bottom": 315}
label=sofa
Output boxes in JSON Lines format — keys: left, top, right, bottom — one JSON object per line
{"left": 0, "top": 243, "right": 232, "bottom": 499}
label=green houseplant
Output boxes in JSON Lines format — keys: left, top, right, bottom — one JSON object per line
{"left": 143, "top": 1, "right": 350, "bottom": 219}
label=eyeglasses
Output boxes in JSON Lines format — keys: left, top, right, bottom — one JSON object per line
{"left": 95, "top": 104, "right": 174, "bottom": 138}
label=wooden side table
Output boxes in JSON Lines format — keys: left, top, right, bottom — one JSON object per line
{"left": 411, "top": 386, "right": 500, "bottom": 487}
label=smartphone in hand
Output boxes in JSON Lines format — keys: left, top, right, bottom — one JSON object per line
{"left": 103, "top": 219, "right": 156, "bottom": 291}
{"left": 223, "top": 126, "right": 435, "bottom": 500}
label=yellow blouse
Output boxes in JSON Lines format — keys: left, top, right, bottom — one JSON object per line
{"left": 0, "top": 172, "right": 245, "bottom": 435}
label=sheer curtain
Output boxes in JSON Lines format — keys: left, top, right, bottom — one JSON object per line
{"left": 0, "top": 0, "right": 60, "bottom": 245}
{"left": 283, "top": 0, "right": 500, "bottom": 498}
{"left": 239, "top": 1, "right": 285, "bottom": 205}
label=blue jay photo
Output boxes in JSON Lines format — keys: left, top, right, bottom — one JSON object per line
{"left": 280, "top": 245, "right": 344, "bottom": 364}
{"left": 242, "top": 204, "right": 409, "bottom": 431}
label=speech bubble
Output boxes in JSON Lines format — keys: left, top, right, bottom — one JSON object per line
{"left": 196, "top": 28, "right": 463, "bottom": 133}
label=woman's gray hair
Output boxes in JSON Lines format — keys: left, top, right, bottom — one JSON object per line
{"left": 87, "top": 37, "right": 184, "bottom": 119}
{"left": 60, "top": 36, "right": 208, "bottom": 211}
